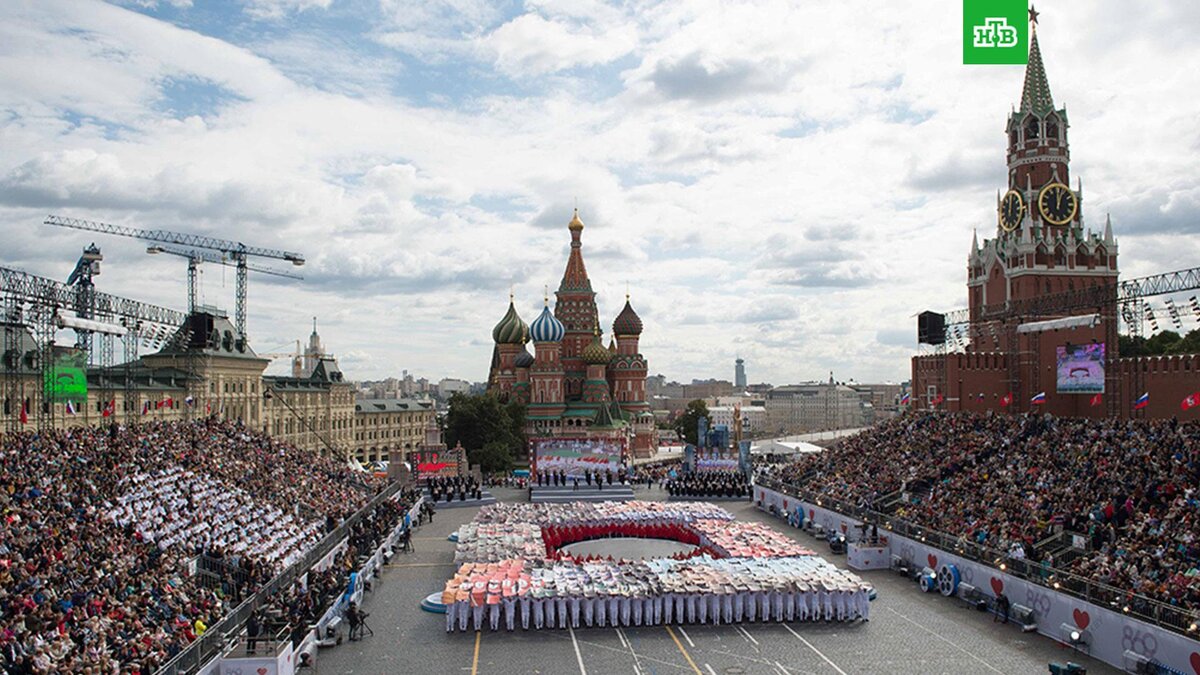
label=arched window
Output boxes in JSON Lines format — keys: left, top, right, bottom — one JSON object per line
{"left": 1046, "top": 116, "right": 1059, "bottom": 140}
{"left": 1025, "top": 116, "right": 1040, "bottom": 140}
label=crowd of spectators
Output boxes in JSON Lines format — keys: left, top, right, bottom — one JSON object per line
{"left": 0, "top": 418, "right": 389, "bottom": 674}
{"left": 757, "top": 411, "right": 1200, "bottom": 611}
{"left": 262, "top": 490, "right": 418, "bottom": 647}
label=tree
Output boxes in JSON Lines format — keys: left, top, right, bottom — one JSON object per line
{"left": 1119, "top": 329, "right": 1200, "bottom": 357}
{"left": 673, "top": 399, "right": 710, "bottom": 446}
{"left": 472, "top": 441, "right": 516, "bottom": 475}
{"left": 443, "top": 392, "right": 526, "bottom": 472}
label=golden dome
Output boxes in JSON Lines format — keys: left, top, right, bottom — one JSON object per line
{"left": 568, "top": 208, "right": 584, "bottom": 231}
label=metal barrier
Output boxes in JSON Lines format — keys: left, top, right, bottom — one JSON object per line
{"left": 756, "top": 478, "right": 1198, "bottom": 637}
{"left": 155, "top": 483, "right": 405, "bottom": 675}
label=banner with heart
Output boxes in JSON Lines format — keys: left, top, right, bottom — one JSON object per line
{"left": 1073, "top": 608, "right": 1091, "bottom": 630}
{"left": 927, "top": 553, "right": 938, "bottom": 569}
{"left": 990, "top": 577, "right": 1004, "bottom": 596}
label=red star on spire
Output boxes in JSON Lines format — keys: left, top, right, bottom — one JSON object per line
{"left": 1028, "top": 5, "right": 1039, "bottom": 26}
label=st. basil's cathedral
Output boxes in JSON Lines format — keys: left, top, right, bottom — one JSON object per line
{"left": 487, "top": 210, "right": 657, "bottom": 457}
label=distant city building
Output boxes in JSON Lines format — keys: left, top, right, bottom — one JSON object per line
{"left": 682, "top": 379, "right": 733, "bottom": 401}
{"left": 438, "top": 378, "right": 472, "bottom": 397}
{"left": 763, "top": 379, "right": 868, "bottom": 436}
{"left": 353, "top": 398, "right": 436, "bottom": 465}
{"left": 735, "top": 358, "right": 747, "bottom": 389}
{"left": 708, "top": 404, "right": 766, "bottom": 437}
{"left": 299, "top": 317, "right": 327, "bottom": 378}
{"left": 846, "top": 382, "right": 909, "bottom": 422}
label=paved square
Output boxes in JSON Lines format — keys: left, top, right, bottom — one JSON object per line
{"left": 319, "top": 488, "right": 1117, "bottom": 674}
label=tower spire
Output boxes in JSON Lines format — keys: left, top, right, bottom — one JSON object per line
{"left": 1020, "top": 15, "right": 1054, "bottom": 115}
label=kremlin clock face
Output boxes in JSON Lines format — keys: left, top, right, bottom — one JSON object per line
{"left": 1037, "top": 182, "right": 1077, "bottom": 226}
{"left": 999, "top": 190, "right": 1024, "bottom": 232}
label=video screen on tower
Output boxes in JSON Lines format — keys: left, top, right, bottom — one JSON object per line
{"left": 1056, "top": 343, "right": 1106, "bottom": 394}
{"left": 533, "top": 438, "right": 623, "bottom": 477}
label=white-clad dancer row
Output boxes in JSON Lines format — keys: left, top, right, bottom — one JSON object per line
{"left": 441, "top": 556, "right": 872, "bottom": 632}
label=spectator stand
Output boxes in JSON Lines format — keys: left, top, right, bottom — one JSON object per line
{"left": 753, "top": 481, "right": 1200, "bottom": 675}
{"left": 157, "top": 484, "right": 411, "bottom": 675}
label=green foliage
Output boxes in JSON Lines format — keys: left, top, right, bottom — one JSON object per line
{"left": 443, "top": 392, "right": 526, "bottom": 472}
{"left": 473, "top": 441, "right": 516, "bottom": 475}
{"left": 673, "top": 399, "right": 710, "bottom": 446}
{"left": 1119, "top": 329, "right": 1200, "bottom": 357}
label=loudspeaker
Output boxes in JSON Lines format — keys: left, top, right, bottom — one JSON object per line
{"left": 918, "top": 311, "right": 946, "bottom": 345}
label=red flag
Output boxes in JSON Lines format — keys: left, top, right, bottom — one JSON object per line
{"left": 930, "top": 394, "right": 944, "bottom": 406}
{"left": 1090, "top": 393, "right": 1103, "bottom": 407}
{"left": 164, "top": 397, "right": 173, "bottom": 408}
{"left": 102, "top": 399, "right": 114, "bottom": 417}
{"left": 1000, "top": 393, "right": 1012, "bottom": 407}
{"left": 1183, "top": 393, "right": 1200, "bottom": 411}
{"left": 143, "top": 401, "right": 151, "bottom": 416}
{"left": 19, "top": 401, "right": 27, "bottom": 425}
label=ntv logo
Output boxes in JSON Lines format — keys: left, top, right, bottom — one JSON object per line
{"left": 973, "top": 18, "right": 1018, "bottom": 48}
{"left": 963, "top": 0, "right": 1030, "bottom": 65}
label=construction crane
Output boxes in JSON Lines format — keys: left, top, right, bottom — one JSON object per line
{"left": 145, "top": 243, "right": 304, "bottom": 314}
{"left": 45, "top": 214, "right": 304, "bottom": 340}
{"left": 65, "top": 243, "right": 103, "bottom": 353}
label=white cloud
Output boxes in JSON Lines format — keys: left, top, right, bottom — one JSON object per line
{"left": 0, "top": 0, "right": 1197, "bottom": 387}
{"left": 485, "top": 13, "right": 636, "bottom": 77}
{"left": 241, "top": 0, "right": 333, "bottom": 20}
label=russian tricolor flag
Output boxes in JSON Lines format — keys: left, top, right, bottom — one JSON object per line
{"left": 900, "top": 392, "right": 910, "bottom": 405}
{"left": 1133, "top": 392, "right": 1150, "bottom": 410}
{"left": 1030, "top": 392, "right": 1047, "bottom": 405}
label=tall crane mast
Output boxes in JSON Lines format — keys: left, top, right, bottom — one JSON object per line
{"left": 145, "top": 243, "right": 303, "bottom": 314}
{"left": 65, "top": 243, "right": 103, "bottom": 353}
{"left": 45, "top": 215, "right": 304, "bottom": 340}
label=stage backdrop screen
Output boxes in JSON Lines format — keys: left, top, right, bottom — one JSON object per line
{"left": 534, "top": 438, "right": 622, "bottom": 476}
{"left": 1056, "top": 342, "right": 1105, "bottom": 393}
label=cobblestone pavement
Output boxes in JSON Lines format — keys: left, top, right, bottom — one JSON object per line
{"left": 318, "top": 485, "right": 1115, "bottom": 675}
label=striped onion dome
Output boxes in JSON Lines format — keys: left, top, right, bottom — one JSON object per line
{"left": 492, "top": 299, "right": 528, "bottom": 345}
{"left": 529, "top": 303, "right": 565, "bottom": 343}
{"left": 612, "top": 298, "right": 643, "bottom": 336}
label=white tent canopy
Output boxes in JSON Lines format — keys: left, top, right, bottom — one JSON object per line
{"left": 750, "top": 439, "right": 824, "bottom": 456}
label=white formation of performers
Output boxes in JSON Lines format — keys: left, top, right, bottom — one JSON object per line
{"left": 442, "top": 501, "right": 872, "bottom": 632}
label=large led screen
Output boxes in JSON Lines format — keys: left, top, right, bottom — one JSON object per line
{"left": 533, "top": 438, "right": 622, "bottom": 476}
{"left": 1056, "top": 342, "right": 1105, "bottom": 394}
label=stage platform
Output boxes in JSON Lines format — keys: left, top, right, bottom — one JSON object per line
{"left": 530, "top": 483, "right": 635, "bottom": 503}
{"left": 666, "top": 494, "right": 749, "bottom": 502}
{"left": 424, "top": 490, "right": 497, "bottom": 509}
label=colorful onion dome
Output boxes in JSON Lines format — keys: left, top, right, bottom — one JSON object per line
{"left": 491, "top": 298, "right": 528, "bottom": 345}
{"left": 529, "top": 303, "right": 565, "bottom": 343}
{"left": 514, "top": 347, "right": 535, "bottom": 368}
{"left": 582, "top": 330, "right": 612, "bottom": 365}
{"left": 612, "top": 297, "right": 643, "bottom": 336}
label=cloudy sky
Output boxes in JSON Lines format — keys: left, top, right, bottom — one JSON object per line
{"left": 2, "top": 0, "right": 1198, "bottom": 385}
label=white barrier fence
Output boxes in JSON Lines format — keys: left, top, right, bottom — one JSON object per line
{"left": 753, "top": 485, "right": 1200, "bottom": 674}
{"left": 307, "top": 497, "right": 425, "bottom": 650}
{"left": 221, "top": 497, "right": 424, "bottom": 675}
